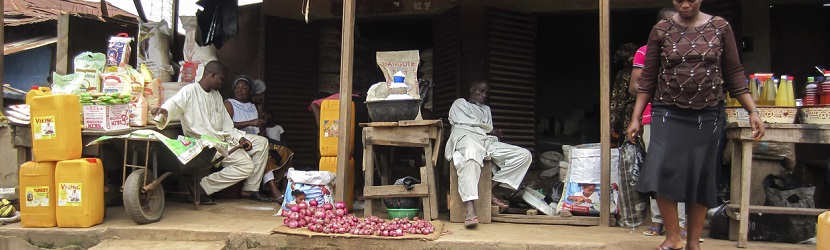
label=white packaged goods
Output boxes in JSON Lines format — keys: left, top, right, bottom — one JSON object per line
{"left": 137, "top": 21, "right": 174, "bottom": 82}
{"left": 51, "top": 72, "right": 88, "bottom": 94}
{"left": 99, "top": 72, "right": 131, "bottom": 94}
{"left": 376, "top": 50, "right": 420, "bottom": 99}
{"left": 129, "top": 94, "right": 148, "bottom": 126}
{"left": 83, "top": 104, "right": 130, "bottom": 131}
{"left": 181, "top": 16, "right": 217, "bottom": 64}
{"left": 73, "top": 52, "right": 106, "bottom": 92}
{"left": 105, "top": 34, "right": 133, "bottom": 72}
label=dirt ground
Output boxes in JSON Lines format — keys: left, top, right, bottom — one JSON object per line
{"left": 0, "top": 199, "right": 817, "bottom": 249}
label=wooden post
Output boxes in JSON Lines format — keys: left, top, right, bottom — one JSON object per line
{"left": 56, "top": 15, "right": 70, "bottom": 75}
{"left": 132, "top": 0, "right": 149, "bottom": 23}
{"left": 598, "top": 0, "right": 612, "bottom": 227}
{"left": 336, "top": 0, "right": 357, "bottom": 204}
{"left": 171, "top": 0, "right": 179, "bottom": 51}
{"left": 100, "top": 0, "right": 109, "bottom": 17}
{"left": 1, "top": 2, "right": 4, "bottom": 108}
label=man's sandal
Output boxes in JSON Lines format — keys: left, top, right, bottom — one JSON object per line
{"left": 464, "top": 216, "right": 479, "bottom": 228}
{"left": 241, "top": 192, "right": 270, "bottom": 202}
{"left": 491, "top": 198, "right": 509, "bottom": 213}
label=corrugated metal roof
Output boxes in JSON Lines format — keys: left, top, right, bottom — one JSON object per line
{"left": 4, "top": 0, "right": 138, "bottom": 26}
{"left": 4, "top": 35, "right": 57, "bottom": 55}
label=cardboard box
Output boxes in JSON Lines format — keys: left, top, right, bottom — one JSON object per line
{"left": 83, "top": 104, "right": 130, "bottom": 131}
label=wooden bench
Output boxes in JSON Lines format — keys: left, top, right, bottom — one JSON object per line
{"left": 448, "top": 156, "right": 493, "bottom": 223}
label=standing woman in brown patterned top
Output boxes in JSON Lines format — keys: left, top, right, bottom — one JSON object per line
{"left": 626, "top": 1, "right": 765, "bottom": 249}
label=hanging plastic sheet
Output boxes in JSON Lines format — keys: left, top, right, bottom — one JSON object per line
{"left": 195, "top": 0, "right": 239, "bottom": 49}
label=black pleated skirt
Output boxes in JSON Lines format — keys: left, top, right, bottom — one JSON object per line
{"left": 636, "top": 102, "right": 723, "bottom": 208}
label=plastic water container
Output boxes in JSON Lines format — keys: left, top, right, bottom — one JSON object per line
{"left": 319, "top": 100, "right": 355, "bottom": 157}
{"left": 55, "top": 158, "right": 104, "bottom": 228}
{"left": 29, "top": 92, "right": 82, "bottom": 162}
{"left": 18, "top": 161, "right": 57, "bottom": 228}
{"left": 319, "top": 156, "right": 355, "bottom": 209}
{"left": 819, "top": 211, "right": 829, "bottom": 249}
{"left": 26, "top": 86, "right": 51, "bottom": 104}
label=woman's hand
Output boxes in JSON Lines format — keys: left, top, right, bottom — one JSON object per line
{"left": 748, "top": 112, "right": 765, "bottom": 140}
{"left": 248, "top": 119, "right": 264, "bottom": 127}
{"left": 625, "top": 120, "right": 641, "bottom": 144}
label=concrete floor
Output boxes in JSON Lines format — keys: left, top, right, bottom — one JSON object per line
{"left": 0, "top": 199, "right": 817, "bottom": 249}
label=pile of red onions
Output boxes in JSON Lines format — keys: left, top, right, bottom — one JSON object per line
{"left": 283, "top": 201, "right": 436, "bottom": 237}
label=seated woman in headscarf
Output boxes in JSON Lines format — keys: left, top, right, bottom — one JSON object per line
{"left": 224, "top": 75, "right": 294, "bottom": 202}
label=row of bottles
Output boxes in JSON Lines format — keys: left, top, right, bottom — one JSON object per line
{"left": 727, "top": 74, "right": 796, "bottom": 107}
{"left": 18, "top": 159, "right": 104, "bottom": 228}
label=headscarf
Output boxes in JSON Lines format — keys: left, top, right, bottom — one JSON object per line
{"left": 233, "top": 75, "right": 255, "bottom": 96}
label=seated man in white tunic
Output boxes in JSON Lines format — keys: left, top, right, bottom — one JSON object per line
{"left": 445, "top": 81, "right": 532, "bottom": 228}
{"left": 154, "top": 61, "right": 270, "bottom": 203}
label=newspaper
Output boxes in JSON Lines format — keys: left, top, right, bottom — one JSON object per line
{"left": 86, "top": 129, "right": 227, "bottom": 164}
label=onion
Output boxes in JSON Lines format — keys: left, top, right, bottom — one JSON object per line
{"left": 283, "top": 218, "right": 290, "bottom": 224}
{"left": 298, "top": 219, "right": 306, "bottom": 227}
{"left": 335, "top": 208, "right": 345, "bottom": 217}
{"left": 323, "top": 203, "right": 334, "bottom": 211}
{"left": 335, "top": 201, "right": 346, "bottom": 209}
{"left": 290, "top": 212, "right": 301, "bottom": 220}
{"left": 298, "top": 202, "right": 308, "bottom": 209}
{"left": 309, "top": 200, "right": 318, "bottom": 207}
{"left": 290, "top": 206, "right": 300, "bottom": 212}
{"left": 288, "top": 220, "right": 299, "bottom": 228}
{"left": 314, "top": 210, "right": 326, "bottom": 219}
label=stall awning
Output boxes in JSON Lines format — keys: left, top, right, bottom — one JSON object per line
{"left": 4, "top": 36, "right": 56, "bottom": 55}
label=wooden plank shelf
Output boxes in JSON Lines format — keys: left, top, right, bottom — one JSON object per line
{"left": 492, "top": 214, "right": 600, "bottom": 226}
{"left": 726, "top": 204, "right": 827, "bottom": 216}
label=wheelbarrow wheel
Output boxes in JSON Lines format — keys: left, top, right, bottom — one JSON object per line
{"left": 123, "top": 169, "right": 165, "bottom": 224}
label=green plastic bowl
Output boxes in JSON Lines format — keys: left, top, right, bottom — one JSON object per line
{"left": 387, "top": 208, "right": 420, "bottom": 220}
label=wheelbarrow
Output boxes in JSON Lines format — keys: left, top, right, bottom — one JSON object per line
{"left": 117, "top": 137, "right": 243, "bottom": 224}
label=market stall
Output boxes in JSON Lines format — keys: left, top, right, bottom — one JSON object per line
{"left": 726, "top": 123, "right": 830, "bottom": 248}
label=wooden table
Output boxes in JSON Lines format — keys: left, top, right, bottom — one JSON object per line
{"left": 360, "top": 120, "right": 443, "bottom": 220}
{"left": 726, "top": 123, "right": 829, "bottom": 248}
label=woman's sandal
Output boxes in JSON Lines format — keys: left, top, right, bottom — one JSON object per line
{"left": 464, "top": 216, "right": 479, "bottom": 228}
{"left": 643, "top": 226, "right": 664, "bottom": 236}
{"left": 657, "top": 246, "right": 683, "bottom": 250}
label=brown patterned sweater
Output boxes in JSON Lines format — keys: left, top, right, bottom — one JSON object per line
{"left": 637, "top": 16, "right": 749, "bottom": 109}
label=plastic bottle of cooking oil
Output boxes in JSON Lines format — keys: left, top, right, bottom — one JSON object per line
{"left": 748, "top": 74, "right": 759, "bottom": 103}
{"left": 18, "top": 161, "right": 57, "bottom": 228}
{"left": 775, "top": 75, "right": 793, "bottom": 107}
{"left": 26, "top": 86, "right": 51, "bottom": 105}
{"left": 55, "top": 158, "right": 104, "bottom": 228}
{"left": 319, "top": 100, "right": 355, "bottom": 157}
{"left": 760, "top": 76, "right": 777, "bottom": 106}
{"left": 29, "top": 92, "right": 82, "bottom": 162}
{"left": 819, "top": 211, "right": 829, "bottom": 250}
{"left": 319, "top": 157, "right": 355, "bottom": 209}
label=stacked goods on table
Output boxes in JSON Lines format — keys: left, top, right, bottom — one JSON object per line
{"left": 725, "top": 69, "right": 830, "bottom": 125}
{"left": 282, "top": 200, "right": 436, "bottom": 237}
{"left": 17, "top": 34, "right": 133, "bottom": 229}
{"left": 49, "top": 32, "right": 167, "bottom": 130}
